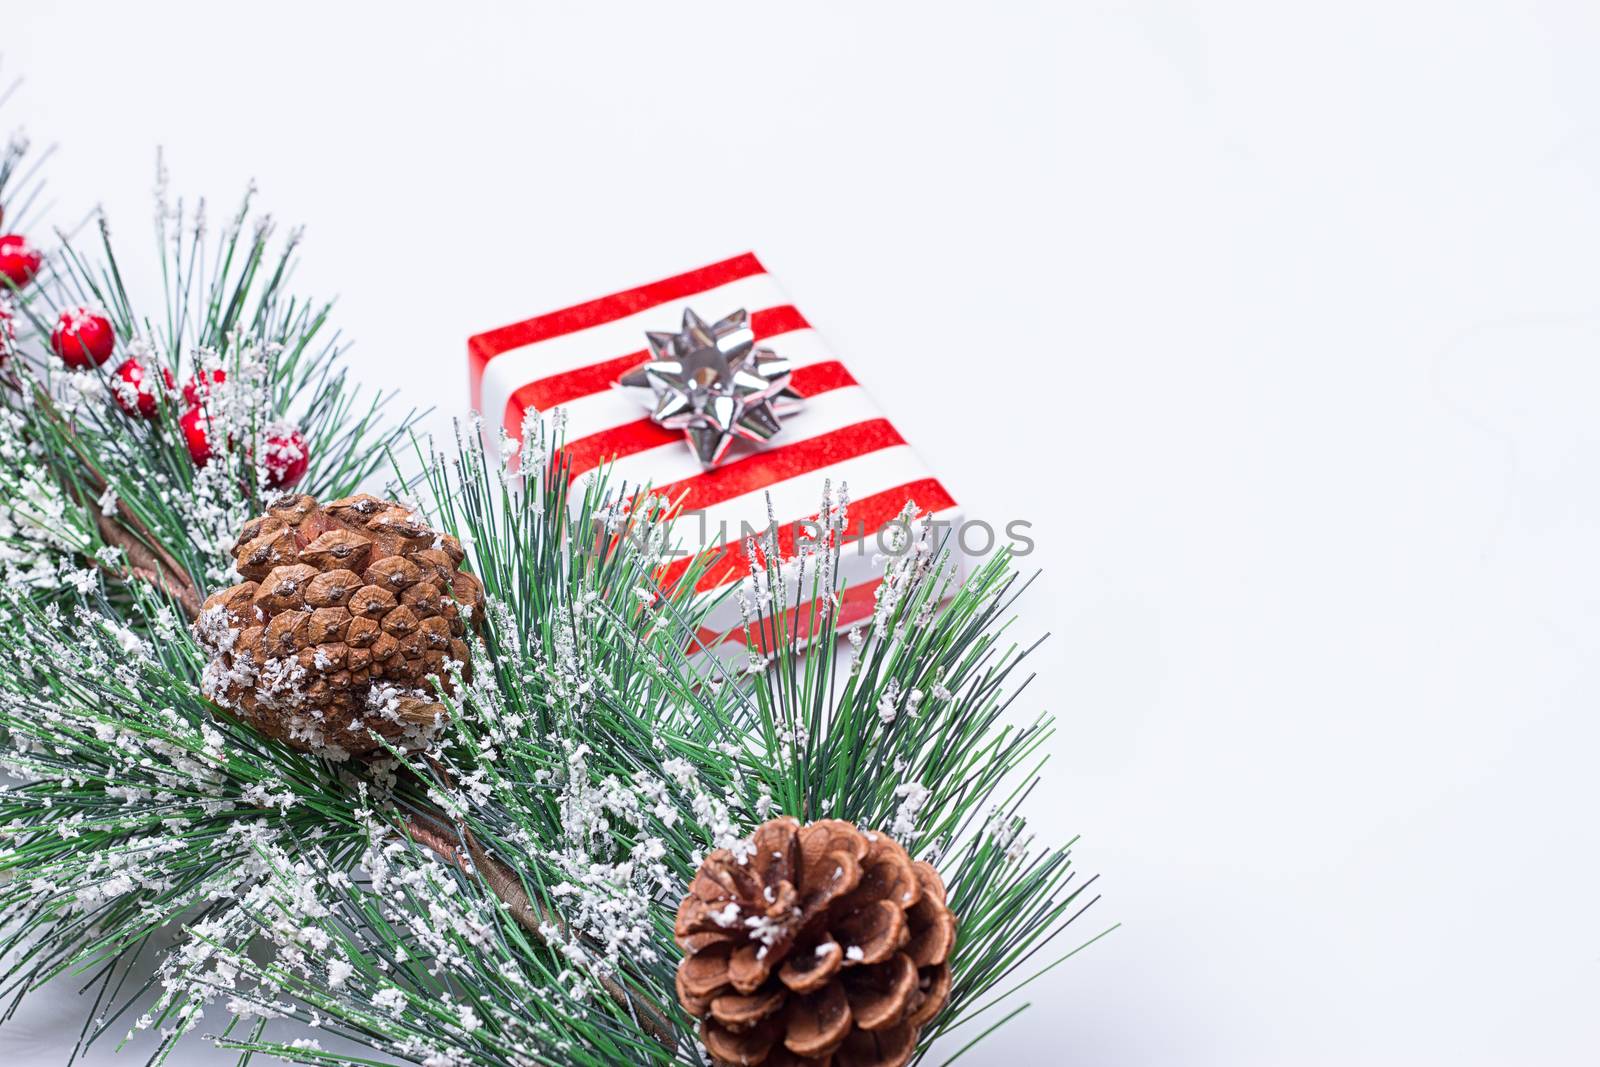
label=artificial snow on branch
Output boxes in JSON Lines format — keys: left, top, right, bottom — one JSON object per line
{"left": 0, "top": 89, "right": 1108, "bottom": 1066}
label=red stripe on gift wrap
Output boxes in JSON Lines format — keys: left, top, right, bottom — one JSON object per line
{"left": 562, "top": 360, "right": 860, "bottom": 479}
{"left": 691, "top": 575, "right": 886, "bottom": 651}
{"left": 662, "top": 477, "right": 957, "bottom": 594}
{"left": 469, "top": 253, "right": 767, "bottom": 398}
{"left": 656, "top": 418, "right": 906, "bottom": 514}
{"left": 502, "top": 304, "right": 812, "bottom": 436}
{"left": 565, "top": 421, "right": 678, "bottom": 480}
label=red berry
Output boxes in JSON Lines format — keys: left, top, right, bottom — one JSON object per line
{"left": 0, "top": 234, "right": 42, "bottom": 289}
{"left": 112, "top": 358, "right": 176, "bottom": 418}
{"left": 180, "top": 405, "right": 214, "bottom": 465}
{"left": 183, "top": 368, "right": 227, "bottom": 406}
{"left": 262, "top": 425, "right": 310, "bottom": 489}
{"left": 51, "top": 307, "right": 117, "bottom": 368}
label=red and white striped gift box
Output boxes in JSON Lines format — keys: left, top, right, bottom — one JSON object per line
{"left": 468, "top": 252, "right": 962, "bottom": 647}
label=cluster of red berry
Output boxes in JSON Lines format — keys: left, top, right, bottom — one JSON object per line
{"left": 1, "top": 215, "right": 307, "bottom": 490}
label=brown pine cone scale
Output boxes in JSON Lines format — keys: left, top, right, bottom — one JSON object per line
{"left": 675, "top": 817, "right": 956, "bottom": 1067}
{"left": 197, "top": 493, "right": 483, "bottom": 757}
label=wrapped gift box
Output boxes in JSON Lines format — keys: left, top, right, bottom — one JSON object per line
{"left": 469, "top": 252, "right": 962, "bottom": 649}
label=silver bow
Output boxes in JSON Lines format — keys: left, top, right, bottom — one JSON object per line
{"left": 617, "top": 307, "right": 803, "bottom": 468}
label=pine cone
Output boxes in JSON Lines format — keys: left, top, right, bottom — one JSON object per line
{"left": 197, "top": 493, "right": 482, "bottom": 757}
{"left": 675, "top": 817, "right": 956, "bottom": 1067}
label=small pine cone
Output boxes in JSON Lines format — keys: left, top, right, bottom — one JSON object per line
{"left": 675, "top": 817, "right": 956, "bottom": 1067}
{"left": 196, "top": 493, "right": 483, "bottom": 757}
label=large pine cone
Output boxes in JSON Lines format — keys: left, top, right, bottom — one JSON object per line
{"left": 197, "top": 493, "right": 483, "bottom": 757}
{"left": 675, "top": 817, "right": 956, "bottom": 1067}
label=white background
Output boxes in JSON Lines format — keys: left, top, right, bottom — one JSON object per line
{"left": 6, "top": 1, "right": 1600, "bottom": 1064}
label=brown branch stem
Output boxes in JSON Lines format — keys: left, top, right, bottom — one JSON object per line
{"left": 29, "top": 384, "right": 205, "bottom": 619}
{"left": 403, "top": 809, "right": 679, "bottom": 1049}
{"left": 95, "top": 507, "right": 204, "bottom": 619}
